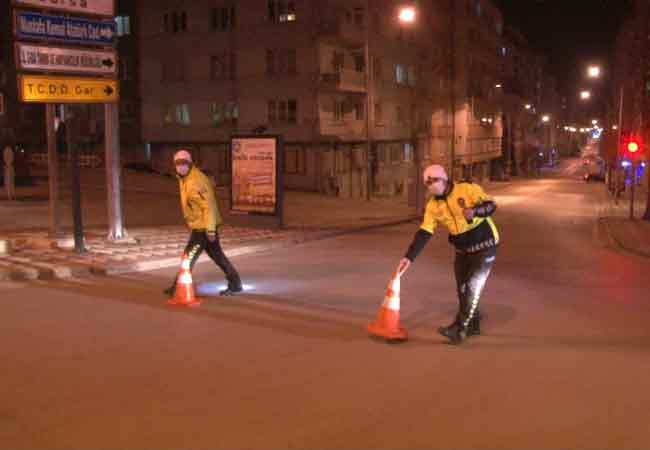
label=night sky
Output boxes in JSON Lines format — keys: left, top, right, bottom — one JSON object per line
{"left": 494, "top": 0, "right": 636, "bottom": 95}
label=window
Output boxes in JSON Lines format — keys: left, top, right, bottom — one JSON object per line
{"left": 163, "top": 10, "right": 187, "bottom": 33}
{"left": 267, "top": 49, "right": 297, "bottom": 77}
{"left": 374, "top": 102, "right": 383, "bottom": 124}
{"left": 268, "top": 99, "right": 297, "bottom": 124}
{"left": 334, "top": 100, "right": 345, "bottom": 121}
{"left": 163, "top": 104, "right": 191, "bottom": 126}
{"left": 210, "top": 55, "right": 225, "bottom": 80}
{"left": 353, "top": 7, "right": 364, "bottom": 26}
{"left": 269, "top": 1, "right": 296, "bottom": 23}
{"left": 353, "top": 103, "right": 364, "bottom": 120}
{"left": 175, "top": 104, "right": 191, "bottom": 125}
{"left": 354, "top": 53, "right": 365, "bottom": 72}
{"left": 115, "top": 16, "right": 131, "bottom": 36}
{"left": 395, "top": 64, "right": 407, "bottom": 85}
{"left": 210, "top": 53, "right": 236, "bottom": 80}
{"left": 390, "top": 144, "right": 401, "bottom": 162}
{"left": 403, "top": 143, "right": 413, "bottom": 162}
{"left": 407, "top": 66, "right": 417, "bottom": 86}
{"left": 209, "top": 102, "right": 239, "bottom": 127}
{"left": 284, "top": 146, "right": 306, "bottom": 174}
{"left": 373, "top": 57, "right": 382, "bottom": 79}
{"left": 332, "top": 51, "right": 344, "bottom": 72}
{"left": 211, "top": 6, "right": 236, "bottom": 31}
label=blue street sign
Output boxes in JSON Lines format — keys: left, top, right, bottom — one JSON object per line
{"left": 14, "top": 11, "right": 116, "bottom": 46}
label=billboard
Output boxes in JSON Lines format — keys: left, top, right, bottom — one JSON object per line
{"left": 231, "top": 136, "right": 282, "bottom": 216}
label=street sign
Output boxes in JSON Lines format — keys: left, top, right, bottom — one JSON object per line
{"left": 12, "top": 0, "right": 115, "bottom": 18}
{"left": 14, "top": 10, "right": 116, "bottom": 46}
{"left": 18, "top": 74, "right": 118, "bottom": 103}
{"left": 16, "top": 42, "right": 117, "bottom": 76}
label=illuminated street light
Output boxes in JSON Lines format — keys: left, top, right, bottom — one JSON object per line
{"left": 398, "top": 6, "right": 416, "bottom": 23}
{"left": 587, "top": 66, "right": 601, "bottom": 78}
{"left": 580, "top": 90, "right": 591, "bottom": 100}
{"left": 524, "top": 104, "right": 532, "bottom": 110}
{"left": 495, "top": 83, "right": 502, "bottom": 88}
{"left": 612, "top": 125, "right": 618, "bottom": 130}
{"left": 591, "top": 119, "right": 598, "bottom": 125}
{"left": 542, "top": 115, "right": 550, "bottom": 123}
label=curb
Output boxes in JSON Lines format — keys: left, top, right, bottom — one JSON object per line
{"left": 598, "top": 217, "right": 650, "bottom": 259}
{"left": 1, "top": 215, "right": 420, "bottom": 281}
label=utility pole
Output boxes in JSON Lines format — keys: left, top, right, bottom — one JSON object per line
{"left": 105, "top": 103, "right": 128, "bottom": 241}
{"left": 364, "top": 0, "right": 374, "bottom": 201}
{"left": 449, "top": 0, "right": 456, "bottom": 180}
{"left": 45, "top": 104, "right": 61, "bottom": 238}
{"left": 642, "top": 0, "right": 650, "bottom": 221}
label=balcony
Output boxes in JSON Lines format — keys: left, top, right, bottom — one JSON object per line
{"left": 319, "top": 119, "right": 366, "bottom": 141}
{"left": 320, "top": 69, "right": 366, "bottom": 94}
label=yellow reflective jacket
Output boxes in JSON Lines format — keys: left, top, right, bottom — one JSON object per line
{"left": 177, "top": 166, "right": 223, "bottom": 232}
{"left": 421, "top": 181, "right": 499, "bottom": 251}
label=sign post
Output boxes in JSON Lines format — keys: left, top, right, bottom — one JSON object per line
{"left": 45, "top": 104, "right": 61, "bottom": 237}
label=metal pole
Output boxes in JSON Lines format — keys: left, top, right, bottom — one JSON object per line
{"left": 615, "top": 86, "right": 624, "bottom": 204}
{"left": 449, "top": 0, "right": 456, "bottom": 180}
{"left": 67, "top": 112, "right": 85, "bottom": 254}
{"left": 364, "top": 0, "right": 373, "bottom": 201}
{"left": 104, "top": 103, "right": 126, "bottom": 240}
{"left": 630, "top": 162, "right": 636, "bottom": 220}
{"left": 45, "top": 104, "right": 61, "bottom": 237}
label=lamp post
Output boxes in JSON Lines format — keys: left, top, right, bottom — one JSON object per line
{"left": 365, "top": 4, "right": 417, "bottom": 201}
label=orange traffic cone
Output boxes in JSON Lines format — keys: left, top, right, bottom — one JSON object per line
{"left": 367, "top": 273, "right": 407, "bottom": 341}
{"left": 168, "top": 254, "right": 201, "bottom": 306}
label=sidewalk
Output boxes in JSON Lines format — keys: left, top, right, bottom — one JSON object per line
{"left": 598, "top": 183, "right": 650, "bottom": 258}
{"left": 0, "top": 169, "right": 420, "bottom": 281}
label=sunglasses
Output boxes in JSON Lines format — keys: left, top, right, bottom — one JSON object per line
{"left": 425, "top": 177, "right": 446, "bottom": 186}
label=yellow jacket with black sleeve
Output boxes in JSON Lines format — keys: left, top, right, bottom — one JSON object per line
{"left": 405, "top": 181, "right": 499, "bottom": 261}
{"left": 177, "top": 166, "right": 223, "bottom": 232}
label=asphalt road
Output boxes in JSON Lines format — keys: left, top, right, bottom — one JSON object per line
{"left": 2, "top": 171, "right": 649, "bottom": 450}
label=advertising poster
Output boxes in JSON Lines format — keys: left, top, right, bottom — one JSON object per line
{"left": 231, "top": 137, "right": 279, "bottom": 215}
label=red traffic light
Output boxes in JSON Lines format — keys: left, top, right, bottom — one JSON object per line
{"left": 627, "top": 141, "right": 639, "bottom": 153}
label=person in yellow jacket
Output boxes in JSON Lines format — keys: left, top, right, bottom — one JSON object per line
{"left": 396, "top": 164, "right": 499, "bottom": 345}
{"left": 164, "top": 149, "right": 243, "bottom": 296}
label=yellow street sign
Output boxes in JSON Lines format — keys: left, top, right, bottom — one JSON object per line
{"left": 18, "top": 74, "right": 118, "bottom": 103}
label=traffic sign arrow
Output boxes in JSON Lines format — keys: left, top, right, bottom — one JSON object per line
{"left": 104, "top": 86, "right": 114, "bottom": 96}
{"left": 102, "top": 58, "right": 115, "bottom": 68}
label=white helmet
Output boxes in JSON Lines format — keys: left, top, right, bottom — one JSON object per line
{"left": 173, "top": 149, "right": 193, "bottom": 163}
{"left": 422, "top": 164, "right": 448, "bottom": 184}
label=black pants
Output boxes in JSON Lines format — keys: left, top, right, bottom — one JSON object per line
{"left": 172, "top": 230, "right": 242, "bottom": 289}
{"left": 454, "top": 247, "right": 497, "bottom": 329}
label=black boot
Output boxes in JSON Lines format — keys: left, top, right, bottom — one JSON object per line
{"left": 219, "top": 275, "right": 243, "bottom": 296}
{"left": 438, "top": 322, "right": 468, "bottom": 345}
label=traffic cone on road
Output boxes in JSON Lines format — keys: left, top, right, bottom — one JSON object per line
{"left": 367, "top": 273, "right": 407, "bottom": 341}
{"left": 168, "top": 254, "right": 201, "bottom": 307}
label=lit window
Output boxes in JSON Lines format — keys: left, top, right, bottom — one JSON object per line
{"left": 115, "top": 16, "right": 130, "bottom": 36}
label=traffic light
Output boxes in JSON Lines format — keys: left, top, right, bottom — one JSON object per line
{"left": 621, "top": 132, "right": 644, "bottom": 162}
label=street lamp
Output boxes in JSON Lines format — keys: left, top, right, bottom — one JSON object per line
{"left": 398, "top": 6, "right": 416, "bottom": 23}
{"left": 592, "top": 119, "right": 598, "bottom": 125}
{"left": 524, "top": 104, "right": 532, "bottom": 110}
{"left": 588, "top": 65, "right": 601, "bottom": 78}
{"left": 542, "top": 115, "right": 550, "bottom": 123}
{"left": 580, "top": 90, "right": 591, "bottom": 100}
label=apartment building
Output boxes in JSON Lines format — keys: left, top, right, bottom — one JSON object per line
{"left": 139, "top": 0, "right": 536, "bottom": 200}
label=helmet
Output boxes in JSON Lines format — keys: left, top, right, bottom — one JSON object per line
{"left": 422, "top": 164, "right": 448, "bottom": 184}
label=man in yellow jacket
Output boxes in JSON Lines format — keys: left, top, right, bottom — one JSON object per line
{"left": 397, "top": 164, "right": 498, "bottom": 345}
{"left": 164, "top": 149, "right": 243, "bottom": 296}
